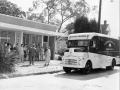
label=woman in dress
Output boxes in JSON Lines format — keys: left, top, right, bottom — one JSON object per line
{"left": 40, "top": 46, "right": 44, "bottom": 61}
{"left": 44, "top": 46, "right": 51, "bottom": 66}
{"left": 23, "top": 44, "right": 28, "bottom": 61}
{"left": 36, "top": 45, "right": 40, "bottom": 61}
{"left": 19, "top": 44, "right": 24, "bottom": 63}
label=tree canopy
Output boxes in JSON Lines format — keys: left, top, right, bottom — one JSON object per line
{"left": 0, "top": 0, "right": 26, "bottom": 18}
{"left": 65, "top": 22, "right": 74, "bottom": 34}
{"left": 27, "top": 0, "right": 90, "bottom": 32}
{"left": 74, "top": 16, "right": 98, "bottom": 33}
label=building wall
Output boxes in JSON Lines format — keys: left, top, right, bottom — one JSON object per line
{"left": 0, "top": 30, "right": 15, "bottom": 45}
{"left": 49, "top": 36, "right": 55, "bottom": 60}
{"left": 23, "top": 33, "right": 43, "bottom": 47}
{"left": 1, "top": 31, "right": 7, "bottom": 43}
{"left": 15, "top": 31, "right": 23, "bottom": 46}
{"left": 8, "top": 31, "right": 15, "bottom": 44}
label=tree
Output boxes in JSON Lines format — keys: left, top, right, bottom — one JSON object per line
{"left": 27, "top": 13, "right": 45, "bottom": 23}
{"left": 65, "top": 22, "right": 74, "bottom": 34}
{"left": 28, "top": 0, "right": 90, "bottom": 32}
{"left": 0, "top": 0, "right": 26, "bottom": 18}
{"left": 29, "top": 0, "right": 58, "bottom": 24}
{"left": 56, "top": 0, "right": 90, "bottom": 32}
{"left": 74, "top": 15, "right": 98, "bottom": 33}
{"left": 89, "top": 19, "right": 98, "bottom": 33}
{"left": 74, "top": 16, "right": 90, "bottom": 33}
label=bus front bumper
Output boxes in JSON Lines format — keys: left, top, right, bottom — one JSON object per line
{"left": 61, "top": 61, "right": 85, "bottom": 68}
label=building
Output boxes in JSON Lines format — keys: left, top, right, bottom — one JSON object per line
{"left": 100, "top": 20, "right": 111, "bottom": 35}
{"left": 0, "top": 14, "right": 66, "bottom": 59}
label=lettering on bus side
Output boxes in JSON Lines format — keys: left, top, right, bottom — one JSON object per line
{"left": 69, "top": 35, "right": 89, "bottom": 39}
{"left": 89, "top": 36, "right": 119, "bottom": 57}
{"left": 98, "top": 37, "right": 119, "bottom": 57}
{"left": 104, "top": 40, "right": 115, "bottom": 51}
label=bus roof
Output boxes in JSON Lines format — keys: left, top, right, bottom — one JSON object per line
{"left": 68, "top": 33, "right": 119, "bottom": 40}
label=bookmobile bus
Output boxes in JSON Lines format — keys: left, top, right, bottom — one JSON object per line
{"left": 62, "top": 33, "right": 120, "bottom": 74}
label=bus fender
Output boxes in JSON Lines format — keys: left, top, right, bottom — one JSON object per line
{"left": 84, "top": 59, "right": 93, "bottom": 69}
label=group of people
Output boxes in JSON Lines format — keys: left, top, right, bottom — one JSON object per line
{"left": 3, "top": 42, "right": 16, "bottom": 55}
{"left": 3, "top": 42, "right": 51, "bottom": 66}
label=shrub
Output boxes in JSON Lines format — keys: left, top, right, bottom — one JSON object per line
{"left": 56, "top": 48, "right": 65, "bottom": 60}
{"left": 0, "top": 43, "right": 19, "bottom": 73}
{"left": 57, "top": 48, "right": 65, "bottom": 56}
{"left": 0, "top": 51, "right": 18, "bottom": 73}
{"left": 57, "top": 56, "right": 62, "bottom": 60}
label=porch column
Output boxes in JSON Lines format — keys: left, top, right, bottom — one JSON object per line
{"left": 38, "top": 35, "right": 43, "bottom": 47}
{"left": 49, "top": 36, "right": 56, "bottom": 60}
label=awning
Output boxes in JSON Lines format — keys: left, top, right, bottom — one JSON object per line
{"left": 0, "top": 22, "right": 66, "bottom": 37}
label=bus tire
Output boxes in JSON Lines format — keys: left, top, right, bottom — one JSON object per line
{"left": 63, "top": 67, "right": 71, "bottom": 73}
{"left": 81, "top": 61, "right": 92, "bottom": 74}
{"left": 106, "top": 60, "right": 116, "bottom": 70}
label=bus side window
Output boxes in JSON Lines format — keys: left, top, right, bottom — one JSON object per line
{"left": 89, "top": 39, "right": 99, "bottom": 53}
{"left": 89, "top": 40, "right": 93, "bottom": 47}
{"left": 90, "top": 40, "right": 96, "bottom": 48}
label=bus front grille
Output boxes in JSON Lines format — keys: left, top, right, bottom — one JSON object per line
{"left": 65, "top": 59, "right": 77, "bottom": 65}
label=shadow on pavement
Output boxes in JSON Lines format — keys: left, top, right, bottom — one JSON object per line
{"left": 20, "top": 65, "right": 31, "bottom": 67}
{"left": 55, "top": 67, "right": 119, "bottom": 81}
{"left": 38, "top": 66, "right": 45, "bottom": 68}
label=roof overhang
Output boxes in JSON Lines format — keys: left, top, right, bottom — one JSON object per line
{"left": 0, "top": 14, "right": 67, "bottom": 37}
{"left": 0, "top": 22, "right": 66, "bottom": 37}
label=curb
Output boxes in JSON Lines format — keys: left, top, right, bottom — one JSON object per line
{"left": 0, "top": 70, "right": 63, "bottom": 79}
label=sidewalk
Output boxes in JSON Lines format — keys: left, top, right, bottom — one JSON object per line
{"left": 0, "top": 60, "right": 63, "bottom": 79}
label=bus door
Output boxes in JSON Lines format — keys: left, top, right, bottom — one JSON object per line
{"left": 89, "top": 37, "right": 100, "bottom": 68}
{"left": 98, "top": 52, "right": 108, "bottom": 67}
{"left": 99, "top": 37, "right": 110, "bottom": 67}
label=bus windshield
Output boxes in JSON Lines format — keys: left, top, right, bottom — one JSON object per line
{"left": 67, "top": 40, "right": 89, "bottom": 48}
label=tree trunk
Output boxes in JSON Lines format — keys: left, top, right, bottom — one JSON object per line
{"left": 57, "top": 22, "right": 63, "bottom": 32}
{"left": 48, "top": 10, "right": 50, "bottom": 24}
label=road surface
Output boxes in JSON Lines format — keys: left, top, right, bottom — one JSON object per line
{"left": 0, "top": 67, "right": 119, "bottom": 90}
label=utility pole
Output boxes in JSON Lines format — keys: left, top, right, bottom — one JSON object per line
{"left": 98, "top": 0, "right": 102, "bottom": 33}
{"left": 118, "top": 36, "right": 120, "bottom": 59}
{"left": 98, "top": 0, "right": 114, "bottom": 33}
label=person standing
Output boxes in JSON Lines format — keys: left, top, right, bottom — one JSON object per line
{"left": 40, "top": 46, "right": 44, "bottom": 61}
{"left": 23, "top": 44, "right": 28, "bottom": 61}
{"left": 36, "top": 45, "right": 40, "bottom": 61}
{"left": 4, "top": 42, "right": 8, "bottom": 54}
{"left": 4, "top": 43, "right": 11, "bottom": 57}
{"left": 19, "top": 44, "right": 24, "bottom": 63}
{"left": 28, "top": 44, "right": 32, "bottom": 62}
{"left": 14, "top": 43, "right": 19, "bottom": 55}
{"left": 44, "top": 46, "right": 51, "bottom": 66}
{"left": 29, "top": 44, "right": 36, "bottom": 65}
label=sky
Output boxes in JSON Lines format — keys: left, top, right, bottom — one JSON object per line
{"left": 7, "top": 0, "right": 120, "bottom": 38}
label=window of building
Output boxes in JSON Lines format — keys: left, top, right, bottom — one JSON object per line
{"left": 43, "top": 36, "right": 48, "bottom": 42}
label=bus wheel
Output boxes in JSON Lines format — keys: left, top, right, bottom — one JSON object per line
{"left": 63, "top": 67, "right": 71, "bottom": 73}
{"left": 106, "top": 60, "right": 115, "bottom": 70}
{"left": 82, "top": 61, "right": 92, "bottom": 74}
